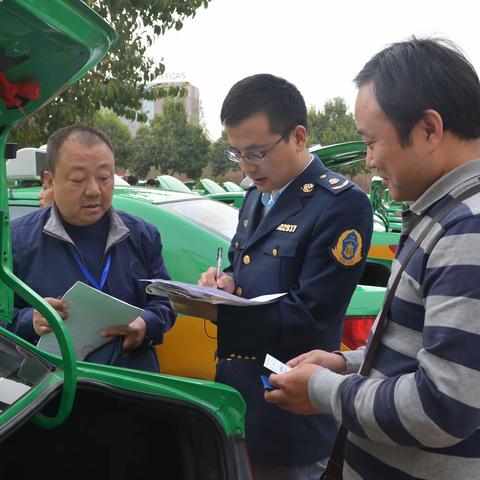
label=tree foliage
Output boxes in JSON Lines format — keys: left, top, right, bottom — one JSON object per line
{"left": 207, "top": 130, "right": 240, "bottom": 176}
{"left": 91, "top": 109, "right": 134, "bottom": 170}
{"left": 307, "top": 97, "right": 365, "bottom": 175}
{"left": 307, "top": 97, "right": 360, "bottom": 147}
{"left": 8, "top": 0, "right": 211, "bottom": 146}
{"left": 130, "top": 99, "right": 209, "bottom": 178}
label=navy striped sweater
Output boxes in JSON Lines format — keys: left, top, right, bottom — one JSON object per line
{"left": 309, "top": 160, "right": 480, "bottom": 479}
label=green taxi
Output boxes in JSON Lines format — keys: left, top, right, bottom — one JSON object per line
{"left": 0, "top": 1, "right": 251, "bottom": 478}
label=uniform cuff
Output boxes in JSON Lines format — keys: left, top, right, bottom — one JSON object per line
{"left": 140, "top": 310, "right": 164, "bottom": 345}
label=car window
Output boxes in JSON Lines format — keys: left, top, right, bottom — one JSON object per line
{"left": 157, "top": 199, "right": 238, "bottom": 240}
{"left": 9, "top": 205, "right": 39, "bottom": 220}
{"left": 0, "top": 334, "right": 53, "bottom": 413}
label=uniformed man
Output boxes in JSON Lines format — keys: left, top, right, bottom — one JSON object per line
{"left": 172, "top": 74, "right": 373, "bottom": 480}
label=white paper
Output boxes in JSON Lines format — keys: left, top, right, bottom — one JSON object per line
{"left": 142, "top": 279, "right": 286, "bottom": 307}
{"left": 37, "top": 281, "right": 143, "bottom": 361}
{"left": 263, "top": 354, "right": 292, "bottom": 374}
{"left": 0, "top": 377, "right": 31, "bottom": 405}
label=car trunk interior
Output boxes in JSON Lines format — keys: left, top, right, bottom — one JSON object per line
{"left": 1, "top": 381, "right": 240, "bottom": 479}
{"left": 359, "top": 260, "right": 390, "bottom": 287}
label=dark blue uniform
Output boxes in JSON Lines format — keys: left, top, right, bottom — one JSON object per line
{"left": 216, "top": 156, "right": 373, "bottom": 466}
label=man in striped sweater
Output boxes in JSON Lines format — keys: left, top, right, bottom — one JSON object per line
{"left": 265, "top": 38, "right": 480, "bottom": 479}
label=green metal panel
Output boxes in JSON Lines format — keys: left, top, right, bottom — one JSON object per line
{"left": 0, "top": 0, "right": 116, "bottom": 127}
{"left": 0, "top": 0, "right": 115, "bottom": 427}
{"left": 309, "top": 141, "right": 367, "bottom": 169}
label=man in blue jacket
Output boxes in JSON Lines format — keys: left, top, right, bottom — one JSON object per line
{"left": 172, "top": 74, "right": 373, "bottom": 479}
{"left": 4, "top": 125, "right": 175, "bottom": 372}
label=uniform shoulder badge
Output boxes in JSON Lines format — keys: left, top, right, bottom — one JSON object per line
{"left": 317, "top": 171, "right": 352, "bottom": 194}
{"left": 330, "top": 228, "right": 363, "bottom": 267}
{"left": 301, "top": 183, "right": 314, "bottom": 193}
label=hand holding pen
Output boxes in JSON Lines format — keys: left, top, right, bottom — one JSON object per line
{"left": 198, "top": 246, "right": 235, "bottom": 293}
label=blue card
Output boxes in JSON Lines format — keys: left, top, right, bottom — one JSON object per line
{"left": 261, "top": 374, "right": 276, "bottom": 391}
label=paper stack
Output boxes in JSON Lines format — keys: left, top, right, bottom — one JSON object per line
{"left": 143, "top": 279, "right": 286, "bottom": 307}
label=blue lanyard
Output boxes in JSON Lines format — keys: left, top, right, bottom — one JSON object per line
{"left": 70, "top": 245, "right": 111, "bottom": 291}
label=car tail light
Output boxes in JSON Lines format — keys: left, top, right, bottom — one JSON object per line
{"left": 388, "top": 244, "right": 397, "bottom": 255}
{"left": 342, "top": 316, "right": 375, "bottom": 350}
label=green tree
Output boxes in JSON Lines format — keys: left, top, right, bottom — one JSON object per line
{"left": 207, "top": 130, "right": 241, "bottom": 176}
{"left": 307, "top": 97, "right": 365, "bottom": 175}
{"left": 91, "top": 109, "right": 133, "bottom": 170}
{"left": 9, "top": 0, "right": 210, "bottom": 146}
{"left": 307, "top": 97, "right": 360, "bottom": 147}
{"left": 131, "top": 99, "right": 209, "bottom": 178}
{"left": 130, "top": 124, "right": 156, "bottom": 177}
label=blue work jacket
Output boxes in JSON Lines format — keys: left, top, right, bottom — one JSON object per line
{"left": 3, "top": 206, "right": 175, "bottom": 372}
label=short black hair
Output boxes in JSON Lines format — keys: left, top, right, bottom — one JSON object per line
{"left": 220, "top": 73, "right": 307, "bottom": 136}
{"left": 125, "top": 174, "right": 138, "bottom": 186}
{"left": 46, "top": 125, "right": 115, "bottom": 172}
{"left": 354, "top": 37, "right": 480, "bottom": 145}
{"left": 146, "top": 178, "right": 158, "bottom": 187}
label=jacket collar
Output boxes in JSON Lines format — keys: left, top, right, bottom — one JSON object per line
{"left": 409, "top": 159, "right": 480, "bottom": 216}
{"left": 44, "top": 204, "right": 129, "bottom": 252}
{"left": 244, "top": 156, "right": 324, "bottom": 248}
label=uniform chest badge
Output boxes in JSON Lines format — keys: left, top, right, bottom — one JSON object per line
{"left": 331, "top": 228, "right": 363, "bottom": 267}
{"left": 276, "top": 223, "right": 298, "bottom": 233}
{"left": 301, "top": 183, "right": 314, "bottom": 193}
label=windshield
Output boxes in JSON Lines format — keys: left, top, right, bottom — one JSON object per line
{"left": 158, "top": 199, "right": 238, "bottom": 240}
{"left": 0, "top": 333, "right": 53, "bottom": 413}
{"left": 201, "top": 179, "right": 225, "bottom": 194}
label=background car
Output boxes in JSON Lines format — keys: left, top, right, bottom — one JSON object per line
{"left": 156, "top": 174, "right": 199, "bottom": 194}
{"left": 223, "top": 181, "right": 244, "bottom": 192}
{"left": 182, "top": 177, "right": 246, "bottom": 208}
{"left": 0, "top": 2, "right": 251, "bottom": 479}
{"left": 370, "top": 176, "right": 405, "bottom": 232}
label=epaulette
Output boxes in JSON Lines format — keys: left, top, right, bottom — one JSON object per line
{"left": 314, "top": 170, "right": 353, "bottom": 195}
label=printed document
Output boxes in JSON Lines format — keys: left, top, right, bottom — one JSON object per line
{"left": 143, "top": 279, "right": 286, "bottom": 306}
{"left": 37, "top": 281, "right": 143, "bottom": 361}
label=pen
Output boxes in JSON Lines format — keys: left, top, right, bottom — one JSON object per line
{"left": 216, "top": 246, "right": 223, "bottom": 283}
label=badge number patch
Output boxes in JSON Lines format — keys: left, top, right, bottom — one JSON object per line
{"left": 331, "top": 229, "right": 363, "bottom": 266}
{"left": 276, "top": 223, "right": 297, "bottom": 233}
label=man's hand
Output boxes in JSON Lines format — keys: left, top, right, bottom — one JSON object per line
{"left": 33, "top": 298, "right": 68, "bottom": 336}
{"left": 287, "top": 349, "right": 347, "bottom": 374}
{"left": 102, "top": 316, "right": 147, "bottom": 351}
{"left": 170, "top": 297, "right": 218, "bottom": 322}
{"left": 264, "top": 363, "right": 322, "bottom": 415}
{"left": 199, "top": 267, "right": 235, "bottom": 293}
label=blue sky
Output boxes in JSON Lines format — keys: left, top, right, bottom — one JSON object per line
{"left": 149, "top": 0, "right": 480, "bottom": 141}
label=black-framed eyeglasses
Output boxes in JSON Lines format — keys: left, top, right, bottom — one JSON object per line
{"left": 224, "top": 132, "right": 288, "bottom": 165}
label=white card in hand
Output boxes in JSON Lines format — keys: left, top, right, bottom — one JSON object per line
{"left": 264, "top": 354, "right": 292, "bottom": 374}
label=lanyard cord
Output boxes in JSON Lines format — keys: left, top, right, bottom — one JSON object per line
{"left": 69, "top": 244, "right": 111, "bottom": 291}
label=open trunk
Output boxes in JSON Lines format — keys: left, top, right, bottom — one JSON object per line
{"left": 1, "top": 381, "right": 249, "bottom": 479}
